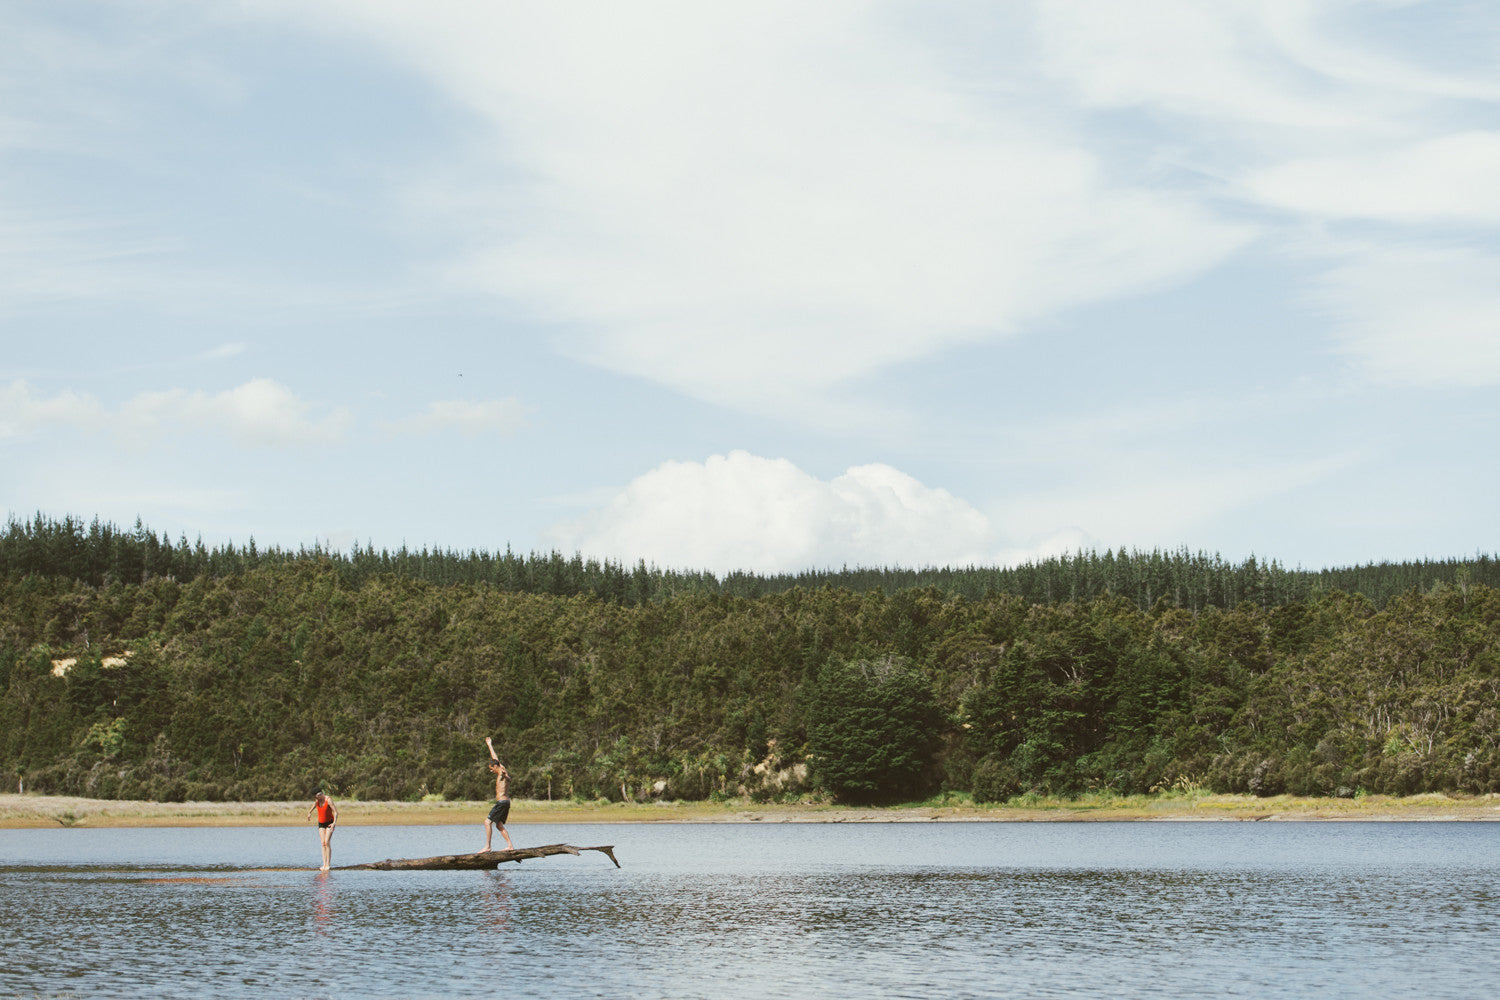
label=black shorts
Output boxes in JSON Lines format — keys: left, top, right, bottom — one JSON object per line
{"left": 487, "top": 799, "right": 511, "bottom": 825}
{"left": 318, "top": 821, "right": 334, "bottom": 829}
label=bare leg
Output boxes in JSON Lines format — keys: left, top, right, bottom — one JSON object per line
{"left": 320, "top": 827, "right": 333, "bottom": 871}
{"left": 483, "top": 819, "right": 493, "bottom": 852}
{"left": 497, "top": 822, "right": 515, "bottom": 851}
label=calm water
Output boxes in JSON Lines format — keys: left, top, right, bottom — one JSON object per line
{"left": 2, "top": 821, "right": 1498, "bottom": 999}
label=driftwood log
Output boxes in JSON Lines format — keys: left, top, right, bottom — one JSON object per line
{"left": 336, "top": 843, "right": 619, "bottom": 870}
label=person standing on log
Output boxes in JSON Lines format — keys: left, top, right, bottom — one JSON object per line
{"left": 306, "top": 790, "right": 337, "bottom": 871}
{"left": 484, "top": 737, "right": 516, "bottom": 853}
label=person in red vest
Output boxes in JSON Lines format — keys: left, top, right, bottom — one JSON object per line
{"left": 305, "top": 790, "right": 337, "bottom": 870}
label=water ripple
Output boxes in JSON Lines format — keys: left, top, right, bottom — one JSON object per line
{"left": 2, "top": 822, "right": 1497, "bottom": 999}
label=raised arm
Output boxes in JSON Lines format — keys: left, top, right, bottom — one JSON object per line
{"left": 485, "top": 736, "right": 500, "bottom": 763}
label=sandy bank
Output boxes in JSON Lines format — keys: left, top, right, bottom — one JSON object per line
{"left": 3, "top": 792, "right": 1499, "bottom": 828}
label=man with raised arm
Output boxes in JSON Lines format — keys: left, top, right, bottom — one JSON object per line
{"left": 483, "top": 737, "right": 517, "bottom": 853}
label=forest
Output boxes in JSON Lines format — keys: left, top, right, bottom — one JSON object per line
{"left": 3, "top": 513, "right": 1499, "bottom": 804}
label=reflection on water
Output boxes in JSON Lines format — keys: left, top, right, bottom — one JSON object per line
{"left": 482, "top": 871, "right": 513, "bottom": 934}
{"left": 2, "top": 822, "right": 1498, "bottom": 999}
{"left": 312, "top": 870, "right": 334, "bottom": 935}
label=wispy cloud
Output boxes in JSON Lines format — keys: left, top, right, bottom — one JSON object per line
{"left": 1035, "top": 0, "right": 1500, "bottom": 139}
{"left": 993, "top": 450, "right": 1362, "bottom": 551}
{"left": 15, "top": 0, "right": 1500, "bottom": 415}
{"left": 1310, "top": 243, "right": 1500, "bottom": 387}
{"left": 1033, "top": 0, "right": 1500, "bottom": 392}
{"left": 1245, "top": 131, "right": 1500, "bottom": 225}
{"left": 200, "top": 342, "right": 247, "bottom": 361}
{"left": 268, "top": 1, "right": 1250, "bottom": 415}
{"left": 120, "top": 379, "right": 352, "bottom": 448}
{"left": 0, "top": 380, "right": 105, "bottom": 439}
{"left": 381, "top": 398, "right": 527, "bottom": 438}
{"left": 2, "top": 378, "right": 352, "bottom": 448}
{"left": 248, "top": 0, "right": 1500, "bottom": 417}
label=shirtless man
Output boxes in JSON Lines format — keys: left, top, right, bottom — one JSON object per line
{"left": 483, "top": 737, "right": 516, "bottom": 853}
{"left": 305, "top": 790, "right": 337, "bottom": 870}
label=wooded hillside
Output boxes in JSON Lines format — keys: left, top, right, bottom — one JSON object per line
{"left": 3, "top": 515, "right": 1498, "bottom": 803}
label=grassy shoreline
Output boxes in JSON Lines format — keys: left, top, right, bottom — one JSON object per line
{"left": 3, "top": 791, "right": 1500, "bottom": 828}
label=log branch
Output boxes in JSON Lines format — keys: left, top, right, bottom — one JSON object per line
{"left": 336, "top": 842, "right": 619, "bottom": 870}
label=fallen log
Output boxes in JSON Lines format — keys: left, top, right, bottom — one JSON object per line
{"left": 336, "top": 843, "right": 619, "bottom": 870}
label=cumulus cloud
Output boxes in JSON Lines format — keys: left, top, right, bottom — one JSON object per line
{"left": 547, "top": 451, "right": 998, "bottom": 574}
{"left": 382, "top": 398, "right": 527, "bottom": 438}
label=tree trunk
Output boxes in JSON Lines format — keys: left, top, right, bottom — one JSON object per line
{"left": 335, "top": 843, "right": 619, "bottom": 870}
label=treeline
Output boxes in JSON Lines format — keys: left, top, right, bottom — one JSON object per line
{"left": 3, "top": 560, "right": 1499, "bottom": 804}
{"left": 4, "top": 512, "right": 1498, "bottom": 611}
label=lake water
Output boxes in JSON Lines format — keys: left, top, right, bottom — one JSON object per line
{"left": 2, "top": 821, "right": 1498, "bottom": 999}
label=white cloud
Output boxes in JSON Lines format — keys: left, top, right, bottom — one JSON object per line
{"left": 1035, "top": 0, "right": 1360, "bottom": 132}
{"left": 1245, "top": 131, "right": 1500, "bottom": 224}
{"left": 264, "top": 1, "right": 1250, "bottom": 413}
{"left": 382, "top": 398, "right": 527, "bottom": 438}
{"left": 120, "top": 378, "right": 352, "bottom": 448}
{"left": 546, "top": 450, "right": 998, "bottom": 574}
{"left": 201, "top": 342, "right": 247, "bottom": 361}
{"left": 0, "top": 380, "right": 105, "bottom": 439}
{"left": 1310, "top": 243, "right": 1500, "bottom": 386}
{"left": 1025, "top": 2, "right": 1500, "bottom": 393}
{"left": 1035, "top": 0, "right": 1500, "bottom": 139}
{"left": 3, "top": 378, "right": 353, "bottom": 448}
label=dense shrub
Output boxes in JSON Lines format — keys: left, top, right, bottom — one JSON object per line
{"left": 807, "top": 656, "right": 943, "bottom": 803}
{"left": 970, "top": 755, "right": 1022, "bottom": 803}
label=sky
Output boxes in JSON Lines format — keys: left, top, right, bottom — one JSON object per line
{"left": 2, "top": 0, "right": 1498, "bottom": 575}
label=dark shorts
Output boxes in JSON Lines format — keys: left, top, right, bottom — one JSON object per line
{"left": 319, "top": 821, "right": 334, "bottom": 829}
{"left": 487, "top": 799, "right": 511, "bottom": 825}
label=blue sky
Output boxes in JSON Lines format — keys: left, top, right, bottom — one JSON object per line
{"left": 3, "top": 0, "right": 1498, "bottom": 574}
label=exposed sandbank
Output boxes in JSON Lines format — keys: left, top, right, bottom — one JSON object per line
{"left": 3, "top": 792, "right": 1499, "bottom": 829}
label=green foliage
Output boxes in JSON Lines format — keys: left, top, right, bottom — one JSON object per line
{"left": 808, "top": 656, "right": 943, "bottom": 803}
{"left": 5, "top": 512, "right": 1498, "bottom": 611}
{"left": 3, "top": 516, "right": 1500, "bottom": 805}
{"left": 82, "top": 718, "right": 128, "bottom": 759}
{"left": 970, "top": 755, "right": 1021, "bottom": 803}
